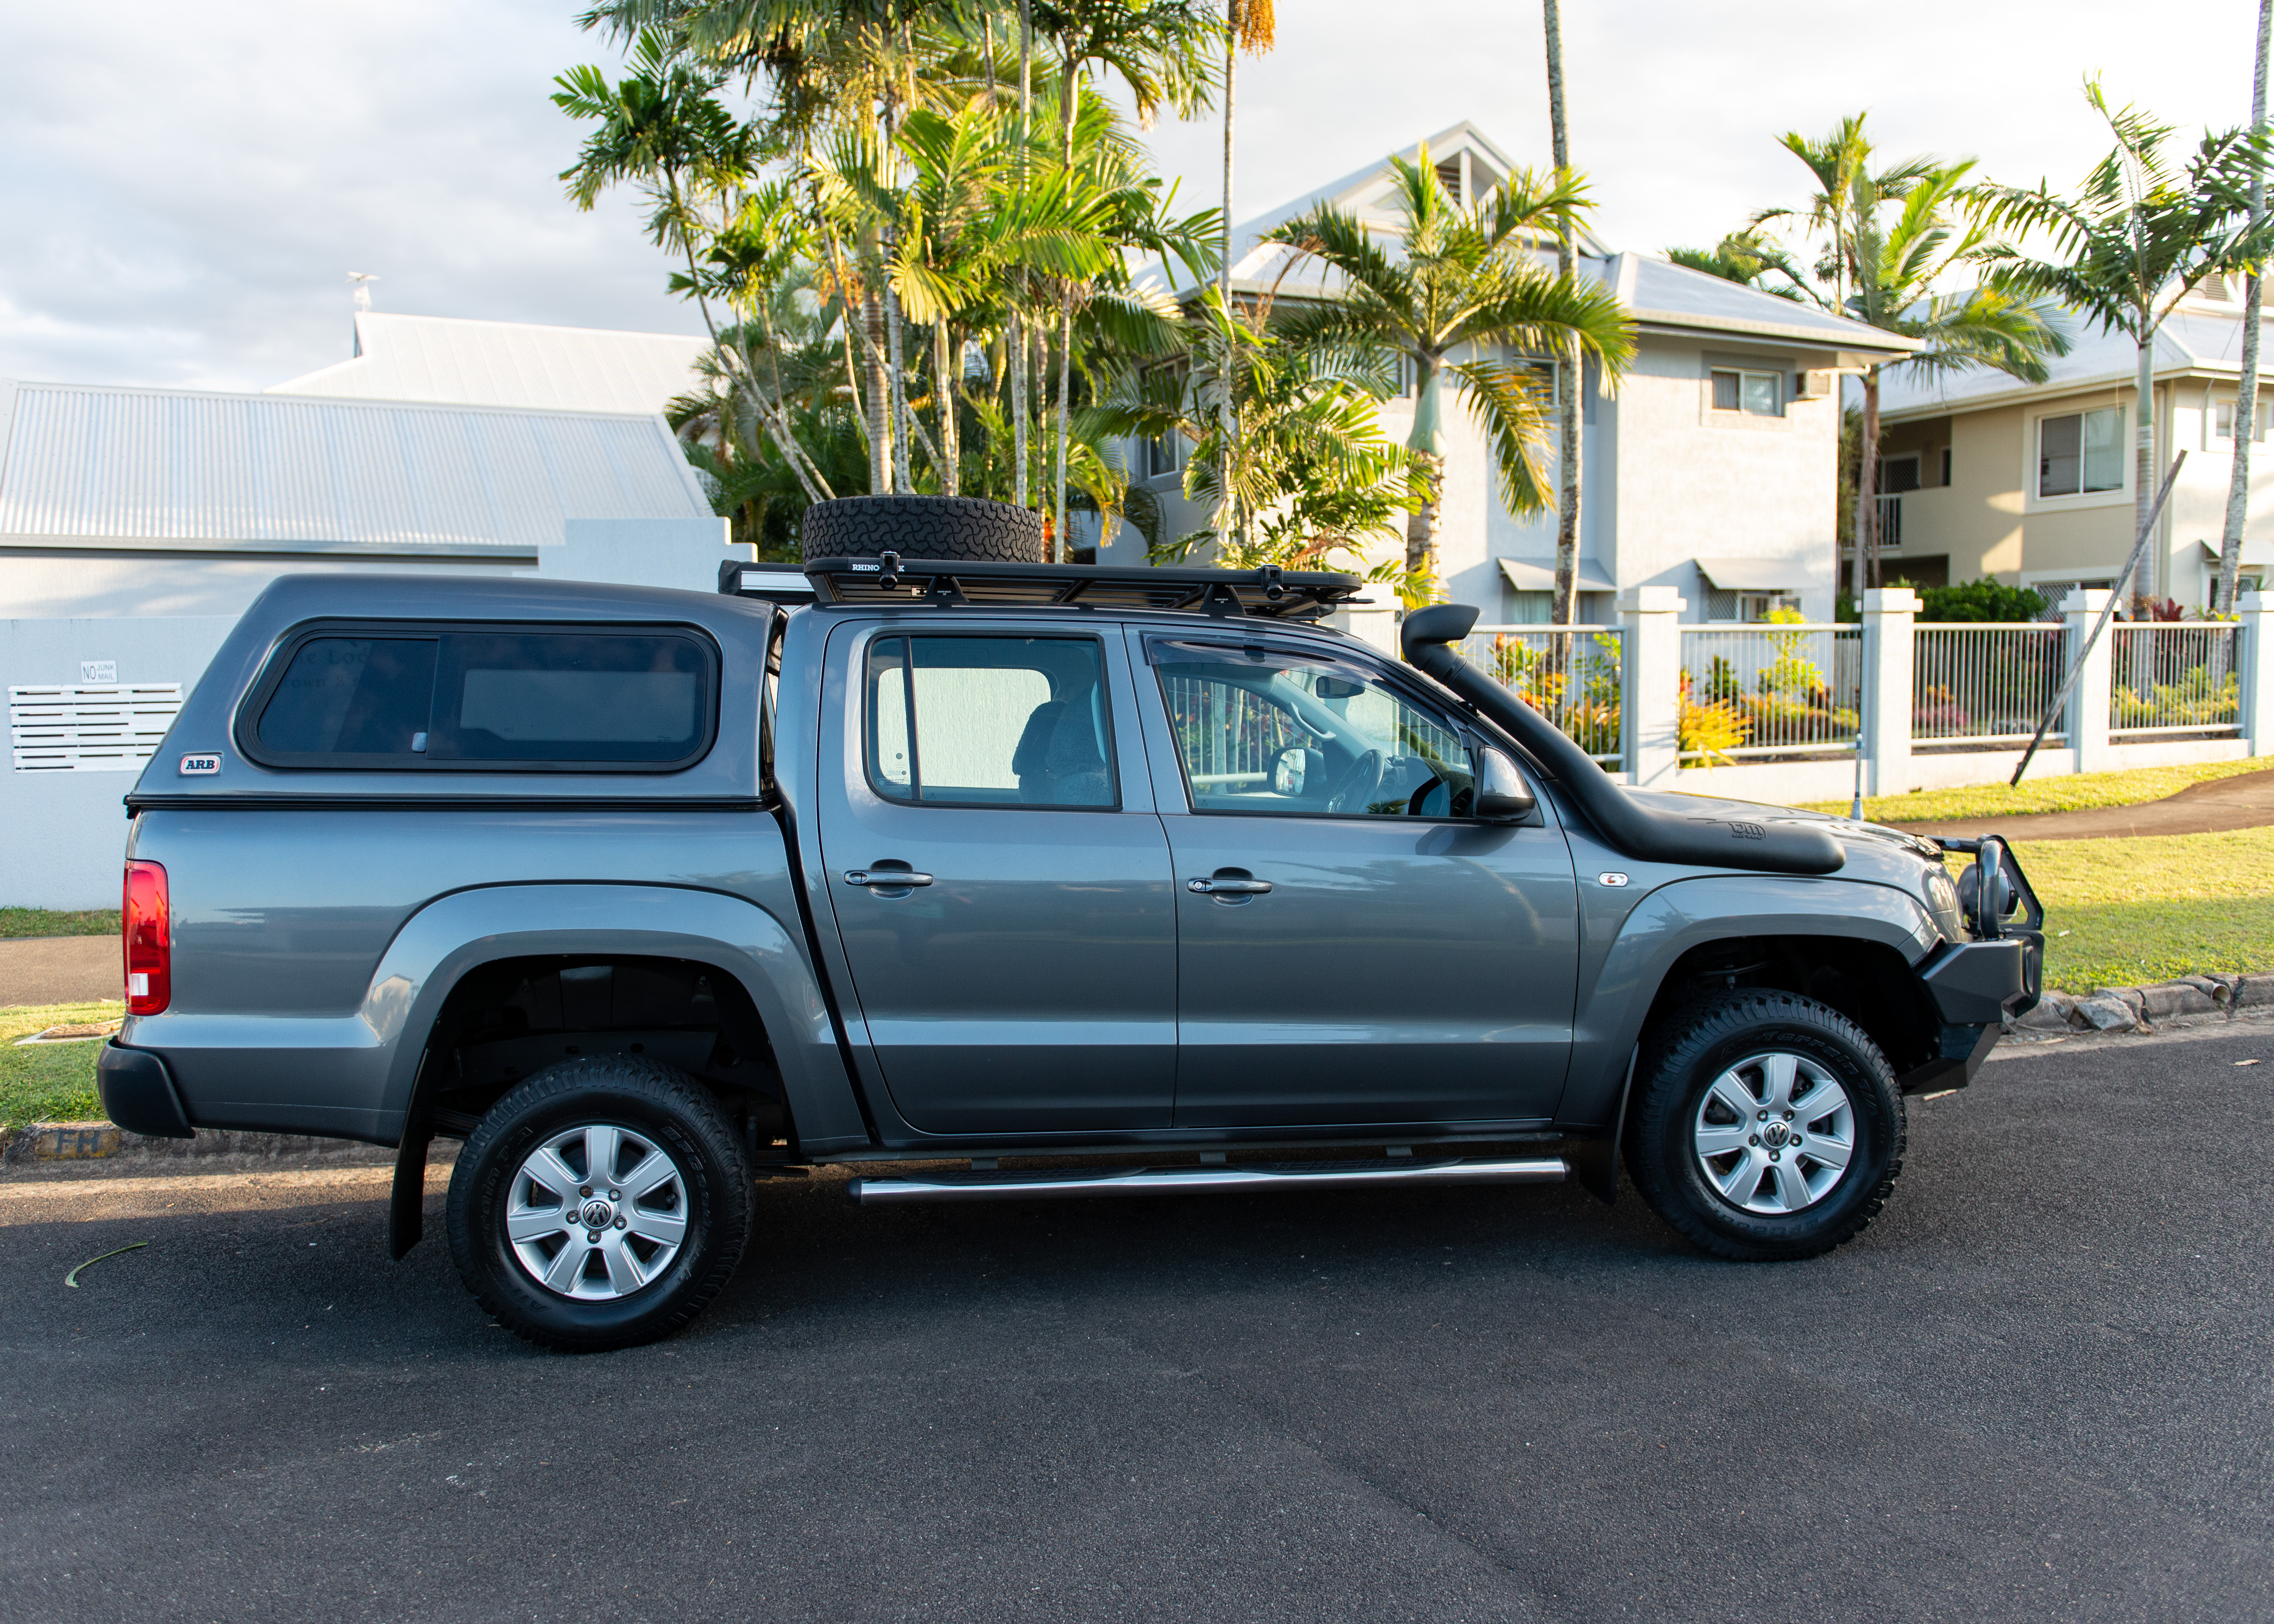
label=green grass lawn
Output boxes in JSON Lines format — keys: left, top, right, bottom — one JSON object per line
{"left": 1799, "top": 755, "right": 2274, "bottom": 825}
{"left": 2008, "top": 826, "right": 2274, "bottom": 992}
{"left": 0, "top": 999, "right": 122, "bottom": 1131}
{"left": 0, "top": 907, "right": 120, "bottom": 939}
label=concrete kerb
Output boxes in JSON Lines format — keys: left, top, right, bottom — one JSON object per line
{"left": 2007, "top": 971, "right": 2274, "bottom": 1040}
{"left": 8, "top": 972, "right": 2269, "bottom": 1175}
{"left": 1, "top": 1123, "right": 409, "bottom": 1174}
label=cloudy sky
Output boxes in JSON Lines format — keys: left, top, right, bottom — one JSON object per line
{"left": 0, "top": 0, "right": 2261, "bottom": 394}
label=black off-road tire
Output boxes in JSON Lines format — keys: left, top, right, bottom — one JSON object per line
{"left": 799, "top": 494, "right": 1044, "bottom": 566}
{"left": 1624, "top": 990, "right": 1904, "bottom": 1262}
{"left": 445, "top": 1056, "right": 753, "bottom": 1353}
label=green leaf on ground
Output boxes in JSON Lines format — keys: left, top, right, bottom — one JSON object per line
{"left": 1800, "top": 757, "right": 2274, "bottom": 825}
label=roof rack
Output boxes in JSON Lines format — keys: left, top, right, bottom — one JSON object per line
{"left": 775, "top": 555, "right": 1370, "bottom": 619}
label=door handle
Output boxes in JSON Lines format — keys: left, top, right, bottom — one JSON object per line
{"left": 1188, "top": 877, "right": 1271, "bottom": 895}
{"left": 844, "top": 869, "right": 934, "bottom": 888}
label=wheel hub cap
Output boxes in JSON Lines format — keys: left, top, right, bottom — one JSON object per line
{"left": 505, "top": 1124, "right": 691, "bottom": 1301}
{"left": 1692, "top": 1051, "right": 1857, "bottom": 1216}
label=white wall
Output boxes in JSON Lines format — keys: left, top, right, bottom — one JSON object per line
{"left": 2, "top": 616, "right": 238, "bottom": 908}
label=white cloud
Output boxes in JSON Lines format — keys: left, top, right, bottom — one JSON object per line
{"left": 0, "top": 0, "right": 2257, "bottom": 392}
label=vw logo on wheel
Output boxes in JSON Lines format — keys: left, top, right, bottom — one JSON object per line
{"left": 580, "top": 1198, "right": 614, "bottom": 1228}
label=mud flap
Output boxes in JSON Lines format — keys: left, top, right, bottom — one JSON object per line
{"left": 389, "top": 1128, "right": 433, "bottom": 1260}
{"left": 1571, "top": 1049, "right": 1638, "bottom": 1206}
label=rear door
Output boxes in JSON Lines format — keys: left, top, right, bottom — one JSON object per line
{"left": 815, "top": 621, "right": 1177, "bottom": 1135}
{"left": 1135, "top": 633, "right": 1581, "bottom": 1129}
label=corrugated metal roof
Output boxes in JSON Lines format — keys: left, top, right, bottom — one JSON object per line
{"left": 1879, "top": 297, "right": 2260, "bottom": 419}
{"left": 270, "top": 312, "right": 711, "bottom": 415}
{"left": 0, "top": 380, "right": 712, "bottom": 549}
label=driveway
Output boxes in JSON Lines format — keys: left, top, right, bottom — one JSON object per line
{"left": 3, "top": 1024, "right": 2270, "bottom": 1623}
{"left": 1892, "top": 764, "right": 2274, "bottom": 842}
{"left": 0, "top": 935, "right": 117, "bottom": 1008}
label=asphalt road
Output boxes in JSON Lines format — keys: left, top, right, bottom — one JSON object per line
{"left": 5, "top": 1026, "right": 2273, "bottom": 1624}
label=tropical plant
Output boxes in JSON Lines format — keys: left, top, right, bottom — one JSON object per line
{"left": 1267, "top": 146, "right": 1636, "bottom": 592}
{"left": 2220, "top": 0, "right": 2272, "bottom": 611}
{"left": 1977, "top": 79, "right": 2274, "bottom": 605}
{"left": 1748, "top": 115, "right": 2071, "bottom": 601}
{"left": 1108, "top": 289, "right": 1423, "bottom": 588}
{"left": 1677, "top": 674, "right": 1752, "bottom": 768}
{"left": 1665, "top": 231, "right": 1805, "bottom": 299}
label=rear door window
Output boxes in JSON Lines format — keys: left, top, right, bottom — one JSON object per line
{"left": 865, "top": 635, "right": 1116, "bottom": 808}
{"left": 245, "top": 623, "right": 718, "bottom": 771}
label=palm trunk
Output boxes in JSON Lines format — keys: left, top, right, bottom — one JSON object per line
{"left": 863, "top": 291, "right": 892, "bottom": 494}
{"left": 1220, "top": 5, "right": 1236, "bottom": 306}
{"left": 935, "top": 322, "right": 959, "bottom": 497}
{"left": 887, "top": 285, "right": 913, "bottom": 493}
{"left": 1543, "top": 0, "right": 1583, "bottom": 629}
{"left": 2130, "top": 331, "right": 2156, "bottom": 609}
{"left": 1013, "top": 0, "right": 1033, "bottom": 510}
{"left": 1216, "top": 3, "right": 1241, "bottom": 552}
{"left": 1054, "top": 296, "right": 1073, "bottom": 562}
{"left": 2222, "top": 0, "right": 2271, "bottom": 612}
{"left": 1852, "top": 366, "right": 1881, "bottom": 604}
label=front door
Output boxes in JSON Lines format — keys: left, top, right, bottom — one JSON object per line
{"left": 817, "top": 624, "right": 1177, "bottom": 1136}
{"left": 1136, "top": 634, "right": 1580, "bottom": 1129}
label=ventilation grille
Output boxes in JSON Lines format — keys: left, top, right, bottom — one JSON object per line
{"left": 9, "top": 684, "right": 184, "bottom": 772}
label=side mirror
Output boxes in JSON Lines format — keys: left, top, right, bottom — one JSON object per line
{"left": 1271, "top": 745, "right": 1325, "bottom": 796}
{"left": 1474, "top": 748, "right": 1535, "bottom": 823}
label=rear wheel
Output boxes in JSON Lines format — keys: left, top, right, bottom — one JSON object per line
{"left": 445, "top": 1056, "right": 753, "bottom": 1351}
{"left": 1625, "top": 991, "right": 1903, "bottom": 1261}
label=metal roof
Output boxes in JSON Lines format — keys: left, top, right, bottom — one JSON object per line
{"left": 269, "top": 312, "right": 712, "bottom": 415}
{"left": 1878, "top": 294, "right": 2262, "bottom": 421}
{"left": 0, "top": 379, "right": 713, "bottom": 552}
{"left": 1133, "top": 120, "right": 1913, "bottom": 361}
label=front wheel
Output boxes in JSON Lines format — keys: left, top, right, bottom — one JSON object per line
{"left": 1625, "top": 991, "right": 1904, "bottom": 1262}
{"left": 445, "top": 1056, "right": 753, "bottom": 1351}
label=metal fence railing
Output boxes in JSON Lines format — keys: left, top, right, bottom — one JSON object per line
{"left": 1457, "top": 626, "right": 1624, "bottom": 767}
{"left": 1910, "top": 622, "right": 2068, "bottom": 749}
{"left": 1678, "top": 624, "right": 1861, "bottom": 763}
{"left": 2110, "top": 622, "right": 2243, "bottom": 736}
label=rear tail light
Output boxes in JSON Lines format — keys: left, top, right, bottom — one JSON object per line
{"left": 123, "top": 861, "right": 170, "bottom": 1015}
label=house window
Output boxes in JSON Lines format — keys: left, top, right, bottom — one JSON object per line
{"left": 2038, "top": 408, "right": 2124, "bottom": 497}
{"left": 1940, "top": 447, "right": 1953, "bottom": 486}
{"left": 1517, "top": 357, "right": 1561, "bottom": 408}
{"left": 1505, "top": 591, "right": 1552, "bottom": 625}
{"left": 1878, "top": 454, "right": 1922, "bottom": 494}
{"left": 1710, "top": 369, "right": 1782, "bottom": 415}
{"left": 1140, "top": 432, "right": 1186, "bottom": 480}
{"left": 1436, "top": 157, "right": 1463, "bottom": 203}
{"left": 1737, "top": 593, "right": 1797, "bottom": 622}
{"left": 2214, "top": 400, "right": 2268, "bottom": 442}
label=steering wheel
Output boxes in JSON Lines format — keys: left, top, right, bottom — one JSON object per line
{"left": 1326, "top": 749, "right": 1386, "bottom": 814}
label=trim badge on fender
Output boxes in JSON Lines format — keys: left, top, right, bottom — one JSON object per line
{"left": 178, "top": 754, "right": 221, "bottom": 776}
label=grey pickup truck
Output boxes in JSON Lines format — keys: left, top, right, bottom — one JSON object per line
{"left": 102, "top": 495, "right": 2043, "bottom": 1351}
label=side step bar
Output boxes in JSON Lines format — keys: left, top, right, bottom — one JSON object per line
{"left": 846, "top": 1156, "right": 1569, "bottom": 1206}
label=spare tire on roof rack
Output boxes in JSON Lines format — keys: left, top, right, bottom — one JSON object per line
{"left": 799, "top": 495, "right": 1044, "bottom": 567}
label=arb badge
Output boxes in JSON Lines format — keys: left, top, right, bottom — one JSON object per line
{"left": 178, "top": 753, "right": 221, "bottom": 776}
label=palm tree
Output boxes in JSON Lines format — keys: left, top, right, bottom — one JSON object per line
{"left": 1978, "top": 80, "right": 2274, "bottom": 605}
{"left": 1664, "top": 231, "right": 1805, "bottom": 299}
{"left": 1267, "top": 146, "right": 1635, "bottom": 591}
{"left": 1842, "top": 161, "right": 2070, "bottom": 597}
{"left": 1031, "top": 0, "right": 1221, "bottom": 555}
{"left": 1746, "top": 116, "right": 2068, "bottom": 600}
{"left": 1540, "top": 0, "right": 1584, "bottom": 625}
{"left": 2221, "top": 0, "right": 2272, "bottom": 612}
